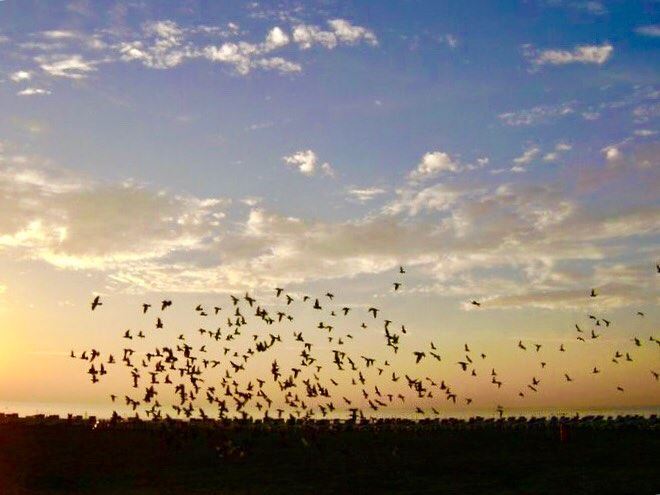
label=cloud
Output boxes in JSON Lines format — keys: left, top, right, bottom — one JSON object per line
{"left": 0, "top": 161, "right": 229, "bottom": 270}
{"left": 511, "top": 146, "right": 540, "bottom": 171}
{"left": 10, "top": 71, "right": 32, "bottom": 82}
{"left": 408, "top": 151, "right": 461, "bottom": 181}
{"left": 543, "top": 142, "right": 572, "bottom": 162}
{"left": 36, "top": 54, "right": 97, "bottom": 79}
{"left": 327, "top": 19, "right": 378, "bottom": 46}
{"left": 292, "top": 19, "right": 377, "bottom": 49}
{"left": 633, "top": 129, "right": 657, "bottom": 137}
{"left": 41, "top": 30, "right": 79, "bottom": 40}
{"left": 573, "top": 1, "right": 607, "bottom": 15}
{"left": 346, "top": 187, "right": 387, "bottom": 204}
{"left": 524, "top": 43, "right": 613, "bottom": 66}
{"left": 282, "top": 150, "right": 334, "bottom": 177}
{"left": 384, "top": 183, "right": 469, "bottom": 216}
{"left": 17, "top": 88, "right": 51, "bottom": 96}
{"left": 263, "top": 26, "right": 290, "bottom": 50}
{"left": 0, "top": 152, "right": 657, "bottom": 310}
{"left": 635, "top": 25, "right": 660, "bottom": 37}
{"left": 3, "top": 18, "right": 377, "bottom": 81}
{"left": 499, "top": 102, "right": 575, "bottom": 126}
{"left": 256, "top": 56, "right": 302, "bottom": 73}
{"left": 602, "top": 145, "right": 621, "bottom": 162}
{"left": 116, "top": 18, "right": 374, "bottom": 75}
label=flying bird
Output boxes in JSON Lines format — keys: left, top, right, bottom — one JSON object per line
{"left": 91, "top": 296, "right": 102, "bottom": 311}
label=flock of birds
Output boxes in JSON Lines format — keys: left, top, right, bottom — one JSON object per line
{"left": 74, "top": 265, "right": 659, "bottom": 422}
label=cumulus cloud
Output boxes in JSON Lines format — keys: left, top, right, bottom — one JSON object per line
{"left": 115, "top": 18, "right": 374, "bottom": 74}
{"left": 408, "top": 151, "right": 461, "bottom": 181}
{"left": 282, "top": 150, "right": 334, "bottom": 177}
{"left": 524, "top": 43, "right": 613, "bottom": 66}
{"left": 10, "top": 70, "right": 32, "bottom": 82}
{"left": 2, "top": 18, "right": 377, "bottom": 81}
{"left": 292, "top": 19, "right": 377, "bottom": 49}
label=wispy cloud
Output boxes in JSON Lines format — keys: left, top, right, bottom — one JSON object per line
{"left": 346, "top": 187, "right": 387, "bottom": 204}
{"left": 524, "top": 43, "right": 613, "bottom": 67}
{"left": 17, "top": 88, "right": 51, "bottom": 96}
{"left": 635, "top": 24, "right": 660, "bottom": 37}
{"left": 499, "top": 102, "right": 575, "bottom": 126}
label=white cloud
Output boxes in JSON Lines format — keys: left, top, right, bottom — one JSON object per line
{"left": 512, "top": 146, "right": 540, "bottom": 166}
{"left": 499, "top": 102, "right": 575, "bottom": 126}
{"left": 635, "top": 25, "right": 660, "bottom": 37}
{"left": 543, "top": 142, "right": 572, "bottom": 162}
{"left": 384, "top": 183, "right": 467, "bottom": 216}
{"left": 573, "top": 1, "right": 607, "bottom": 15}
{"left": 525, "top": 43, "right": 613, "bottom": 66}
{"left": 292, "top": 24, "right": 338, "bottom": 49}
{"left": 602, "top": 145, "right": 621, "bottom": 162}
{"left": 346, "top": 187, "right": 387, "bottom": 204}
{"left": 282, "top": 149, "right": 334, "bottom": 177}
{"left": 442, "top": 34, "right": 458, "bottom": 48}
{"left": 263, "top": 26, "right": 290, "bottom": 51}
{"left": 292, "top": 19, "right": 377, "bottom": 49}
{"left": 256, "top": 56, "right": 302, "bottom": 73}
{"left": 408, "top": 151, "right": 461, "bottom": 181}
{"left": 17, "top": 88, "right": 51, "bottom": 96}
{"left": 0, "top": 154, "right": 657, "bottom": 308}
{"left": 633, "top": 129, "right": 657, "bottom": 137}
{"left": 327, "top": 19, "right": 378, "bottom": 46}
{"left": 41, "top": 30, "right": 79, "bottom": 40}
{"left": 5, "top": 18, "right": 377, "bottom": 81}
{"left": 10, "top": 71, "right": 32, "bottom": 82}
{"left": 36, "top": 54, "right": 96, "bottom": 79}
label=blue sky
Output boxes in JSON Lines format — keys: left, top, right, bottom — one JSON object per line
{"left": 0, "top": 1, "right": 658, "bottom": 410}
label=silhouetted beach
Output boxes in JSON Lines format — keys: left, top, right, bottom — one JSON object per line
{"left": 1, "top": 413, "right": 658, "bottom": 494}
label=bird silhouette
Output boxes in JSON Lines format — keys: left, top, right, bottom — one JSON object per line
{"left": 91, "top": 296, "right": 102, "bottom": 311}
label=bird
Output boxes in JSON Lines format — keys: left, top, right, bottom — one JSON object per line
{"left": 399, "top": 266, "right": 406, "bottom": 274}
{"left": 91, "top": 296, "right": 102, "bottom": 311}
{"left": 393, "top": 283, "right": 402, "bottom": 291}
{"left": 590, "top": 289, "right": 597, "bottom": 297}
{"left": 368, "top": 307, "right": 379, "bottom": 318}
{"left": 142, "top": 304, "right": 151, "bottom": 313}
{"left": 470, "top": 300, "right": 481, "bottom": 307}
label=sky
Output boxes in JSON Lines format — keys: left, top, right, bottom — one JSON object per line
{"left": 0, "top": 0, "right": 658, "bottom": 417}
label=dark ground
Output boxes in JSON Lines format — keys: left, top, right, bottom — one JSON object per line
{"left": 0, "top": 417, "right": 658, "bottom": 494}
